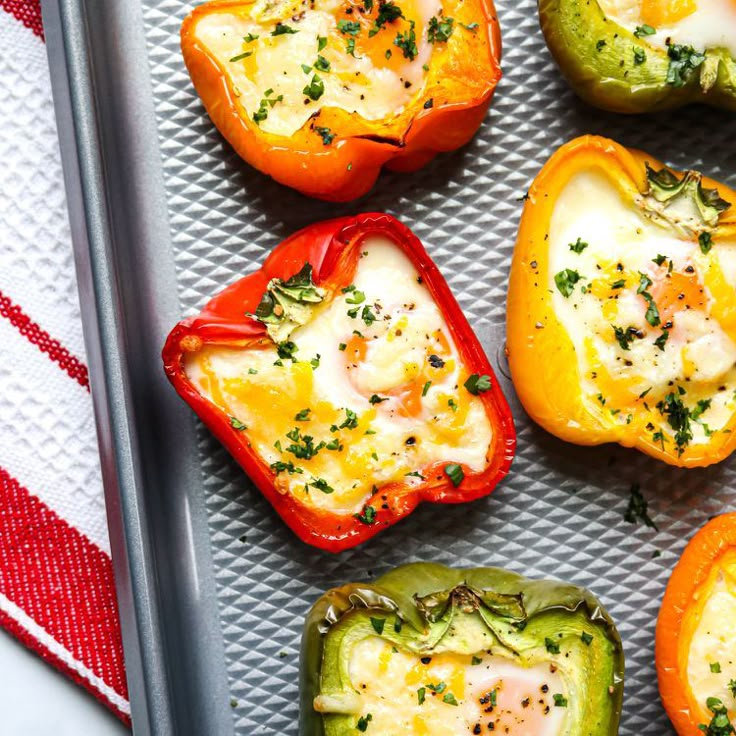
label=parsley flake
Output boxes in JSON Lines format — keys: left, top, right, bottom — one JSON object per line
{"left": 444, "top": 463, "right": 464, "bottom": 487}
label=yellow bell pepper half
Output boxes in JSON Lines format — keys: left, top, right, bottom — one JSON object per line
{"left": 507, "top": 135, "right": 736, "bottom": 467}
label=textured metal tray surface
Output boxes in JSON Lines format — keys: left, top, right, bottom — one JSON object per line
{"left": 141, "top": 0, "right": 736, "bottom": 734}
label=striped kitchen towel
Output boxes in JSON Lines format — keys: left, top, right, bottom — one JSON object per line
{"left": 0, "top": 0, "right": 129, "bottom": 724}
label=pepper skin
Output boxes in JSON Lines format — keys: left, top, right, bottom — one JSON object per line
{"left": 656, "top": 513, "right": 736, "bottom": 735}
{"left": 301, "top": 562, "right": 624, "bottom": 735}
{"left": 507, "top": 135, "right": 736, "bottom": 468}
{"left": 163, "top": 214, "right": 515, "bottom": 552}
{"left": 181, "top": 0, "right": 501, "bottom": 201}
{"left": 538, "top": 0, "right": 736, "bottom": 113}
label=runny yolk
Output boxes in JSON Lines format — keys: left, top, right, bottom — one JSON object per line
{"left": 639, "top": 0, "right": 697, "bottom": 25}
{"left": 649, "top": 266, "right": 706, "bottom": 324}
{"left": 334, "top": 0, "right": 426, "bottom": 72}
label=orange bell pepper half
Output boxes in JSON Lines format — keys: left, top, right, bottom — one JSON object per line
{"left": 162, "top": 213, "right": 515, "bottom": 551}
{"left": 656, "top": 513, "right": 736, "bottom": 735}
{"left": 507, "top": 135, "right": 736, "bottom": 468}
{"left": 180, "top": 0, "right": 501, "bottom": 201}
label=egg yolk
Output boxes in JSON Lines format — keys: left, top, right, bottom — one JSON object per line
{"left": 640, "top": 0, "right": 697, "bottom": 25}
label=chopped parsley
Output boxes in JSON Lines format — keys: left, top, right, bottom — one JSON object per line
{"left": 277, "top": 340, "right": 298, "bottom": 361}
{"left": 285, "top": 427, "right": 325, "bottom": 460}
{"left": 229, "top": 416, "right": 247, "bottom": 431}
{"left": 252, "top": 89, "right": 284, "bottom": 124}
{"left": 427, "top": 682, "right": 446, "bottom": 693}
{"left": 406, "top": 471, "right": 426, "bottom": 480}
{"left": 422, "top": 381, "right": 432, "bottom": 396}
{"left": 553, "top": 694, "right": 568, "bottom": 708}
{"left": 417, "top": 687, "right": 426, "bottom": 705}
{"left": 343, "top": 285, "right": 366, "bottom": 304}
{"left": 710, "top": 662, "right": 722, "bottom": 674}
{"left": 272, "top": 22, "right": 298, "bottom": 35}
{"left": 653, "top": 254, "right": 668, "bottom": 266}
{"left": 308, "top": 477, "right": 334, "bottom": 494}
{"left": 464, "top": 373, "right": 492, "bottom": 395}
{"left": 471, "top": 655, "right": 482, "bottom": 665}
{"left": 448, "top": 398, "right": 458, "bottom": 412}
{"left": 544, "top": 637, "right": 561, "bottom": 654}
{"left": 610, "top": 279, "right": 626, "bottom": 289}
{"left": 554, "top": 269, "right": 582, "bottom": 297}
{"left": 700, "top": 232, "right": 714, "bottom": 254}
{"left": 337, "top": 19, "right": 361, "bottom": 35}
{"left": 354, "top": 504, "right": 377, "bottom": 524}
{"left": 370, "top": 616, "right": 385, "bottom": 634}
{"left": 634, "top": 46, "right": 646, "bottom": 65}
{"left": 318, "top": 36, "right": 328, "bottom": 51}
{"left": 624, "top": 483, "right": 659, "bottom": 531}
{"left": 581, "top": 632, "right": 594, "bottom": 646}
{"left": 270, "top": 460, "right": 303, "bottom": 475}
{"left": 303, "top": 74, "right": 325, "bottom": 101}
{"left": 360, "top": 304, "right": 377, "bottom": 325}
{"left": 369, "top": 394, "right": 389, "bottom": 404}
{"left": 728, "top": 679, "right": 736, "bottom": 697}
{"left": 443, "top": 693, "right": 459, "bottom": 706}
{"left": 444, "top": 463, "right": 464, "bottom": 487}
{"left": 314, "top": 54, "right": 331, "bottom": 71}
{"left": 427, "top": 15, "right": 454, "bottom": 43}
{"left": 229, "top": 51, "right": 253, "bottom": 62}
{"left": 314, "top": 125, "right": 335, "bottom": 146}
{"left": 596, "top": 39, "right": 606, "bottom": 51}
{"left": 339, "top": 343, "right": 347, "bottom": 351}
{"left": 634, "top": 24, "right": 656, "bottom": 37}
{"left": 612, "top": 325, "right": 636, "bottom": 351}
{"left": 569, "top": 237, "right": 588, "bottom": 254}
{"left": 244, "top": 32, "right": 259, "bottom": 42}
{"left": 294, "top": 408, "right": 311, "bottom": 421}
{"left": 637, "top": 272, "right": 661, "bottom": 327}
{"left": 340, "top": 408, "right": 359, "bottom": 430}
{"left": 356, "top": 713, "right": 373, "bottom": 732}
{"left": 654, "top": 330, "right": 669, "bottom": 351}
{"left": 370, "top": 1, "right": 404, "bottom": 35}
{"left": 460, "top": 21, "right": 478, "bottom": 31}
{"left": 657, "top": 388, "right": 697, "bottom": 454}
{"left": 666, "top": 42, "right": 705, "bottom": 87}
{"left": 394, "top": 20, "right": 418, "bottom": 60}
{"left": 698, "top": 697, "right": 735, "bottom": 735}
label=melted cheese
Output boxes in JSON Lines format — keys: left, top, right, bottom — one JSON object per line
{"left": 346, "top": 637, "right": 567, "bottom": 735}
{"left": 185, "top": 236, "right": 492, "bottom": 515}
{"left": 548, "top": 170, "right": 736, "bottom": 451}
{"left": 685, "top": 551, "right": 736, "bottom": 723}
{"left": 598, "top": 0, "right": 736, "bottom": 59}
{"left": 193, "top": 0, "right": 436, "bottom": 137}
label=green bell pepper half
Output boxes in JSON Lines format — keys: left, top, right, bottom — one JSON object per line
{"left": 538, "top": 0, "right": 736, "bottom": 113}
{"left": 300, "top": 562, "right": 624, "bottom": 735}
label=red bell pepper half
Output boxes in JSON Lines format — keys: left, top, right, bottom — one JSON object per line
{"left": 162, "top": 213, "right": 516, "bottom": 552}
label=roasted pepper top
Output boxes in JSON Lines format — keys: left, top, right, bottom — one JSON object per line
{"left": 163, "top": 214, "right": 515, "bottom": 551}
{"left": 507, "top": 135, "right": 736, "bottom": 468}
{"left": 301, "top": 563, "right": 624, "bottom": 736}
{"left": 181, "top": 0, "right": 501, "bottom": 200}
{"left": 656, "top": 514, "right": 736, "bottom": 735}
{"left": 538, "top": 0, "right": 736, "bottom": 113}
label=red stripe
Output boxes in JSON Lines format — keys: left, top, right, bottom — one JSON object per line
{"left": 0, "top": 467, "right": 129, "bottom": 715}
{"left": 0, "top": 289, "right": 90, "bottom": 391}
{"left": 0, "top": 0, "right": 43, "bottom": 40}
{"left": 0, "top": 609, "right": 131, "bottom": 726}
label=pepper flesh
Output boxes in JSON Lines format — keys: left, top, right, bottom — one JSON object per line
{"left": 163, "top": 213, "right": 515, "bottom": 552}
{"left": 300, "top": 562, "right": 624, "bottom": 735}
{"left": 538, "top": 0, "right": 736, "bottom": 113}
{"left": 656, "top": 513, "right": 736, "bottom": 735}
{"left": 506, "top": 135, "right": 736, "bottom": 468}
{"left": 181, "top": 0, "right": 501, "bottom": 201}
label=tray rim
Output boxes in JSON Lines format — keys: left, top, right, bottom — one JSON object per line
{"left": 41, "top": 1, "right": 235, "bottom": 733}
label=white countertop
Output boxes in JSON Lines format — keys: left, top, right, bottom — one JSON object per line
{"left": 0, "top": 628, "right": 129, "bottom": 735}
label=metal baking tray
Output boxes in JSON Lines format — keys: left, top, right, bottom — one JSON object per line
{"left": 42, "top": 0, "right": 736, "bottom": 733}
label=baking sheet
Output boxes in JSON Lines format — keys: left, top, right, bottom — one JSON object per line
{"left": 55, "top": 0, "right": 736, "bottom": 732}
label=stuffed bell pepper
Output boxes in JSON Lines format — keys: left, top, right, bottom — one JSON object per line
{"left": 538, "top": 0, "right": 736, "bottom": 113}
{"left": 163, "top": 214, "right": 515, "bottom": 551}
{"left": 181, "top": 0, "right": 501, "bottom": 201}
{"left": 301, "top": 562, "right": 624, "bottom": 735}
{"left": 656, "top": 513, "right": 736, "bottom": 735}
{"left": 507, "top": 135, "right": 736, "bottom": 468}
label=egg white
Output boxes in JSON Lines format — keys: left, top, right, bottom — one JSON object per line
{"left": 548, "top": 169, "right": 736, "bottom": 448}
{"left": 185, "top": 236, "right": 492, "bottom": 515}
{"left": 347, "top": 636, "right": 568, "bottom": 735}
{"left": 193, "top": 0, "right": 436, "bottom": 137}
{"left": 598, "top": 0, "right": 736, "bottom": 59}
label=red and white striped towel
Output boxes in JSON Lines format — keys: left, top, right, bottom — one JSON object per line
{"left": 0, "top": 0, "right": 129, "bottom": 724}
